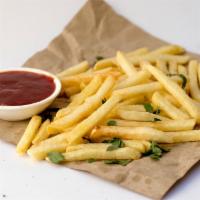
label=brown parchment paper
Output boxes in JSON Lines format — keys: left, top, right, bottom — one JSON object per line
{"left": 1, "top": 0, "right": 200, "bottom": 199}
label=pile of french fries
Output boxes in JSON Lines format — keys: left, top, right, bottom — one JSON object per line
{"left": 16, "top": 45, "right": 200, "bottom": 165}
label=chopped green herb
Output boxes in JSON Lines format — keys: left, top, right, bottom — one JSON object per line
{"left": 102, "top": 98, "right": 107, "bottom": 104}
{"left": 87, "top": 158, "right": 96, "bottom": 163}
{"left": 107, "top": 120, "right": 117, "bottom": 126}
{"left": 103, "top": 138, "right": 125, "bottom": 151}
{"left": 179, "top": 74, "right": 187, "bottom": 89}
{"left": 104, "top": 159, "right": 132, "bottom": 166}
{"left": 167, "top": 73, "right": 187, "bottom": 89}
{"left": 144, "top": 103, "right": 154, "bottom": 113}
{"left": 143, "top": 141, "right": 170, "bottom": 160}
{"left": 47, "top": 152, "right": 65, "bottom": 164}
{"left": 96, "top": 56, "right": 104, "bottom": 61}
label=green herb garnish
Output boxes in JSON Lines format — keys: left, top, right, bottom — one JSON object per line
{"left": 144, "top": 103, "right": 154, "bottom": 113}
{"left": 103, "top": 138, "right": 125, "bottom": 151}
{"left": 167, "top": 73, "right": 187, "bottom": 89}
{"left": 102, "top": 98, "right": 107, "bottom": 104}
{"left": 104, "top": 159, "right": 132, "bottom": 166}
{"left": 107, "top": 120, "right": 117, "bottom": 126}
{"left": 96, "top": 56, "right": 104, "bottom": 61}
{"left": 47, "top": 152, "right": 65, "bottom": 164}
{"left": 143, "top": 141, "right": 170, "bottom": 160}
{"left": 87, "top": 158, "right": 96, "bottom": 163}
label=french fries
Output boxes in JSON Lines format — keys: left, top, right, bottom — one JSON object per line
{"left": 66, "top": 94, "right": 122, "bottom": 145}
{"left": 114, "top": 82, "right": 162, "bottom": 99}
{"left": 16, "top": 116, "right": 42, "bottom": 155}
{"left": 115, "top": 70, "right": 151, "bottom": 89}
{"left": 17, "top": 45, "right": 200, "bottom": 165}
{"left": 62, "top": 147, "right": 141, "bottom": 162}
{"left": 48, "top": 76, "right": 115, "bottom": 133}
{"left": 116, "top": 51, "right": 137, "bottom": 76}
{"left": 117, "top": 109, "right": 169, "bottom": 121}
{"left": 188, "top": 60, "right": 200, "bottom": 101}
{"left": 152, "top": 92, "right": 190, "bottom": 120}
{"left": 142, "top": 62, "right": 200, "bottom": 122}
{"left": 106, "top": 119, "right": 196, "bottom": 131}
{"left": 55, "top": 75, "right": 103, "bottom": 119}
{"left": 90, "top": 126, "right": 172, "bottom": 143}
{"left": 32, "top": 119, "right": 50, "bottom": 145}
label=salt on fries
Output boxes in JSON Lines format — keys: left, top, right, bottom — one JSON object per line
{"left": 17, "top": 45, "right": 200, "bottom": 165}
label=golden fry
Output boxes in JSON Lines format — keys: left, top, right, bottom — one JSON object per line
{"left": 106, "top": 119, "right": 196, "bottom": 131}
{"left": 32, "top": 119, "right": 50, "bottom": 145}
{"left": 115, "top": 70, "right": 151, "bottom": 89}
{"left": 16, "top": 116, "right": 42, "bottom": 155}
{"left": 188, "top": 60, "right": 200, "bottom": 101}
{"left": 116, "top": 51, "right": 137, "bottom": 76}
{"left": 57, "top": 61, "right": 89, "bottom": 78}
{"left": 62, "top": 147, "right": 141, "bottom": 162}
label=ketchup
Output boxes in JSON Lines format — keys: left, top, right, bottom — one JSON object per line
{"left": 0, "top": 70, "right": 55, "bottom": 106}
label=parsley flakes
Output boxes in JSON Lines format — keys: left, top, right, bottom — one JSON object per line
{"left": 47, "top": 152, "right": 65, "bottom": 164}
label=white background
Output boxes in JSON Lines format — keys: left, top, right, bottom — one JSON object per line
{"left": 0, "top": 0, "right": 200, "bottom": 200}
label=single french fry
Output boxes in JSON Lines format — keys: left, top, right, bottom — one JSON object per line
{"left": 116, "top": 51, "right": 137, "bottom": 76}
{"left": 117, "top": 109, "right": 169, "bottom": 121}
{"left": 188, "top": 60, "right": 200, "bottom": 101}
{"left": 119, "top": 104, "right": 146, "bottom": 112}
{"left": 150, "top": 45, "right": 185, "bottom": 55}
{"left": 48, "top": 76, "right": 116, "bottom": 133}
{"left": 28, "top": 142, "right": 67, "bottom": 160}
{"left": 119, "top": 96, "right": 145, "bottom": 105}
{"left": 66, "top": 95, "right": 122, "bottom": 145}
{"left": 57, "top": 61, "right": 89, "bottom": 78}
{"left": 64, "top": 86, "right": 80, "bottom": 97}
{"left": 106, "top": 119, "right": 196, "bottom": 131}
{"left": 90, "top": 126, "right": 172, "bottom": 143}
{"left": 91, "top": 126, "right": 200, "bottom": 143}
{"left": 152, "top": 92, "right": 189, "bottom": 120}
{"left": 94, "top": 48, "right": 149, "bottom": 70}
{"left": 156, "top": 60, "right": 168, "bottom": 74}
{"left": 159, "top": 91, "right": 180, "bottom": 107}
{"left": 126, "top": 48, "right": 149, "bottom": 57}
{"left": 129, "top": 54, "right": 189, "bottom": 65}
{"left": 167, "top": 130, "right": 200, "bottom": 143}
{"left": 143, "top": 62, "right": 200, "bottom": 122}
{"left": 32, "top": 119, "right": 50, "bottom": 145}
{"left": 16, "top": 116, "right": 42, "bottom": 155}
{"left": 62, "top": 147, "right": 141, "bottom": 162}
{"left": 114, "top": 82, "right": 162, "bottom": 99}
{"left": 55, "top": 75, "right": 103, "bottom": 119}
{"left": 66, "top": 140, "right": 149, "bottom": 153}
{"left": 168, "top": 61, "right": 177, "bottom": 74}
{"left": 115, "top": 70, "right": 151, "bottom": 89}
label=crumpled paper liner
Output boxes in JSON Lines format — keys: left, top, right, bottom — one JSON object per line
{"left": 1, "top": 0, "right": 200, "bottom": 199}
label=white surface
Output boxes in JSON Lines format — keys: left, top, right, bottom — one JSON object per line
{"left": 0, "top": 0, "right": 200, "bottom": 199}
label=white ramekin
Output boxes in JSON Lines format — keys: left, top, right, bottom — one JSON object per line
{"left": 0, "top": 67, "right": 61, "bottom": 121}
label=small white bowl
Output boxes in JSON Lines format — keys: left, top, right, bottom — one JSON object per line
{"left": 0, "top": 67, "right": 61, "bottom": 121}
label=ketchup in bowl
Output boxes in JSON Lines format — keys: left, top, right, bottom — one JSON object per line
{"left": 0, "top": 70, "right": 55, "bottom": 106}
